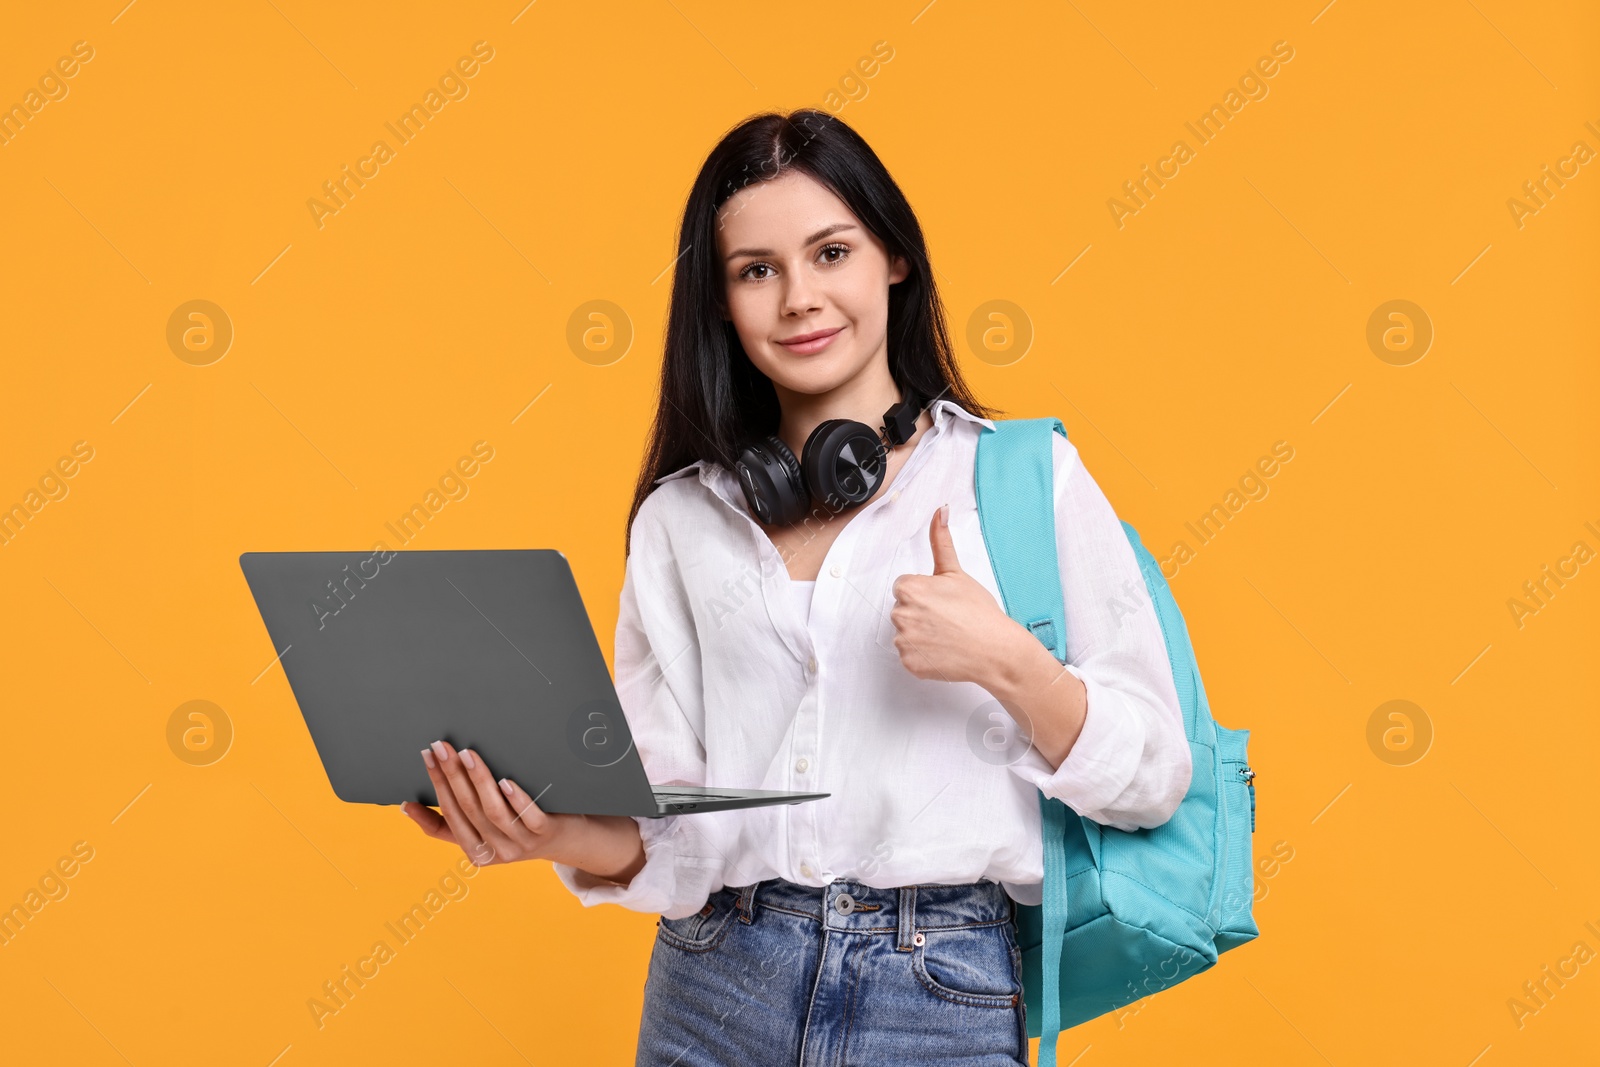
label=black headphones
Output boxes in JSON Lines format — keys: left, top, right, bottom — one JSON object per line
{"left": 734, "top": 388, "right": 923, "bottom": 526}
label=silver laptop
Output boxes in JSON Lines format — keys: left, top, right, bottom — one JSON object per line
{"left": 239, "top": 549, "right": 829, "bottom": 818}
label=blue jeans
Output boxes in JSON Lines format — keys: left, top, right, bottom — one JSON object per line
{"left": 636, "top": 877, "right": 1030, "bottom": 1066}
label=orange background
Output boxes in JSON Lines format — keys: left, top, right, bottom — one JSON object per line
{"left": 2, "top": 1, "right": 1596, "bottom": 1063}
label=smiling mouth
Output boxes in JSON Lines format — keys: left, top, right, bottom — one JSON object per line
{"left": 776, "top": 326, "right": 845, "bottom": 354}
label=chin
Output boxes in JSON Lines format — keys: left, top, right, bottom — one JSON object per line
{"left": 786, "top": 344, "right": 872, "bottom": 384}
{"left": 779, "top": 368, "right": 856, "bottom": 399}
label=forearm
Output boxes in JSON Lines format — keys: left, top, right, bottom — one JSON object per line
{"left": 553, "top": 814, "right": 647, "bottom": 887}
{"left": 985, "top": 627, "right": 1089, "bottom": 771}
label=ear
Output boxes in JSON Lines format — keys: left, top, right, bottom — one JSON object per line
{"left": 888, "top": 254, "right": 910, "bottom": 286}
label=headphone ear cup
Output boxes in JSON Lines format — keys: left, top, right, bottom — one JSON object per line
{"left": 734, "top": 435, "right": 806, "bottom": 526}
{"left": 767, "top": 435, "right": 805, "bottom": 520}
{"left": 802, "top": 419, "right": 888, "bottom": 511}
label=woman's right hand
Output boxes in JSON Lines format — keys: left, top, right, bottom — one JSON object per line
{"left": 400, "top": 739, "right": 639, "bottom": 881}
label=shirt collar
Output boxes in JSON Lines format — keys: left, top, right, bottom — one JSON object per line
{"left": 652, "top": 397, "right": 992, "bottom": 487}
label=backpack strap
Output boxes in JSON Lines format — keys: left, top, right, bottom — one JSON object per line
{"left": 974, "top": 417, "right": 1071, "bottom": 1065}
{"left": 973, "top": 417, "right": 1068, "bottom": 662}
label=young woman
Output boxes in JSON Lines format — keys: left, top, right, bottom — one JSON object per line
{"left": 401, "top": 109, "right": 1191, "bottom": 1065}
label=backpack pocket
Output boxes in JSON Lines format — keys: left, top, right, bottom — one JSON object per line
{"left": 1095, "top": 735, "right": 1220, "bottom": 947}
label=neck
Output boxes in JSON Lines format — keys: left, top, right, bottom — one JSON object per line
{"left": 773, "top": 367, "right": 933, "bottom": 463}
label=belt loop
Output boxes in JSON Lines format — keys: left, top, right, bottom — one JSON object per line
{"left": 737, "top": 882, "right": 758, "bottom": 924}
{"left": 896, "top": 886, "right": 917, "bottom": 951}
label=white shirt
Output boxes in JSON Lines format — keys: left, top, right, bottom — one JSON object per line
{"left": 790, "top": 579, "right": 816, "bottom": 626}
{"left": 553, "top": 399, "right": 1191, "bottom": 919}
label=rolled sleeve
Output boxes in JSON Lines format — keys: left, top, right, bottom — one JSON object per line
{"left": 1005, "top": 432, "right": 1191, "bottom": 831}
{"left": 552, "top": 815, "right": 722, "bottom": 918}
{"left": 1009, "top": 662, "right": 1144, "bottom": 820}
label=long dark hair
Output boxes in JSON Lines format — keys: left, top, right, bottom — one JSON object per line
{"left": 625, "top": 108, "right": 1000, "bottom": 555}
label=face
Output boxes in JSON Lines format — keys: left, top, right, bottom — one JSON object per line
{"left": 716, "top": 170, "right": 909, "bottom": 398}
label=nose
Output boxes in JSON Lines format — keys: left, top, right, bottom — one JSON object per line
{"left": 781, "top": 270, "right": 822, "bottom": 318}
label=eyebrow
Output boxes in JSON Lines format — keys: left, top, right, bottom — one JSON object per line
{"left": 724, "top": 223, "right": 858, "bottom": 261}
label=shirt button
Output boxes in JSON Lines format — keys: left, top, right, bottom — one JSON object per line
{"left": 806, "top": 656, "right": 817, "bottom": 674}
{"left": 829, "top": 564, "right": 841, "bottom": 578}
{"left": 890, "top": 490, "right": 900, "bottom": 502}
{"left": 795, "top": 758, "right": 808, "bottom": 773}
{"left": 800, "top": 863, "right": 814, "bottom": 878}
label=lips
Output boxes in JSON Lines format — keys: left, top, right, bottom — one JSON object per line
{"left": 776, "top": 326, "right": 845, "bottom": 355}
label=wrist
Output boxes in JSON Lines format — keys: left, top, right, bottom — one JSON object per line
{"left": 987, "top": 624, "right": 1060, "bottom": 703}
{"left": 557, "top": 814, "right": 645, "bottom": 886}
{"left": 543, "top": 812, "right": 594, "bottom": 868}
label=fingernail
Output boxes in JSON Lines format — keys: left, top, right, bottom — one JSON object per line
{"left": 460, "top": 749, "right": 476, "bottom": 770}
{"left": 431, "top": 740, "right": 448, "bottom": 761}
{"left": 940, "top": 503, "right": 949, "bottom": 525}
{"left": 499, "top": 778, "right": 513, "bottom": 796}
{"left": 398, "top": 801, "right": 408, "bottom": 814}
{"left": 421, "top": 748, "right": 436, "bottom": 769}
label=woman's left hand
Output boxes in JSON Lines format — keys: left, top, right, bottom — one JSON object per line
{"left": 888, "top": 505, "right": 1027, "bottom": 686}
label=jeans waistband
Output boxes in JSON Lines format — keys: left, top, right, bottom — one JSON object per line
{"left": 719, "top": 878, "right": 1015, "bottom": 951}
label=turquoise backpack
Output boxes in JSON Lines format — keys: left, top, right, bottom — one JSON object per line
{"left": 972, "top": 417, "right": 1259, "bottom": 1065}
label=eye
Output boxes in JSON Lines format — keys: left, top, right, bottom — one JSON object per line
{"left": 735, "top": 242, "right": 850, "bottom": 283}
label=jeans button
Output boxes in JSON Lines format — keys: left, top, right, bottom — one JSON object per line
{"left": 834, "top": 893, "right": 855, "bottom": 915}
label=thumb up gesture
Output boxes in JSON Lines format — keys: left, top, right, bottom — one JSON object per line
{"left": 889, "top": 505, "right": 1020, "bottom": 684}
